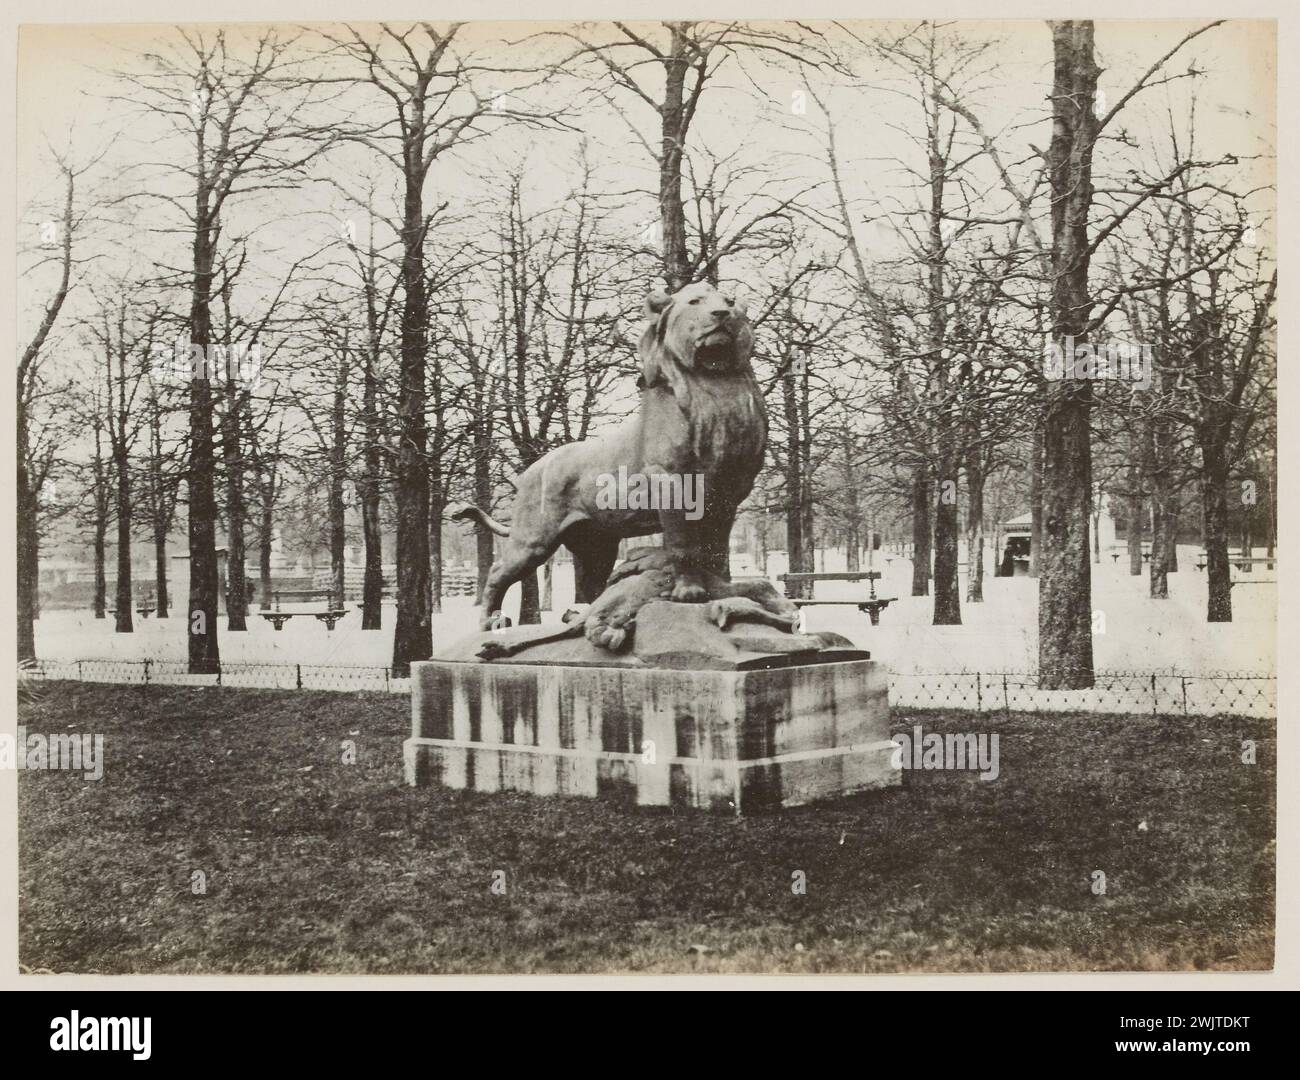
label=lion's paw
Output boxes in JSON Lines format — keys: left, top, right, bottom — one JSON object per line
{"left": 482, "top": 610, "right": 513, "bottom": 632}
{"left": 583, "top": 564, "right": 675, "bottom": 651}
{"left": 670, "top": 572, "right": 709, "bottom": 603}
{"left": 723, "top": 580, "right": 799, "bottom": 625}
{"left": 585, "top": 622, "right": 628, "bottom": 651}
{"left": 584, "top": 614, "right": 632, "bottom": 651}
{"left": 707, "top": 596, "right": 799, "bottom": 632}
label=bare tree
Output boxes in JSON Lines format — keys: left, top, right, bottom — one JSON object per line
{"left": 1037, "top": 18, "right": 1226, "bottom": 685}
{"left": 119, "top": 27, "right": 337, "bottom": 670}
{"left": 554, "top": 20, "right": 838, "bottom": 292}
{"left": 137, "top": 350, "right": 186, "bottom": 619}
{"left": 247, "top": 406, "right": 289, "bottom": 611}
{"left": 83, "top": 284, "right": 159, "bottom": 632}
{"left": 18, "top": 145, "right": 99, "bottom": 660}
{"left": 318, "top": 21, "right": 545, "bottom": 673}
{"left": 329, "top": 189, "right": 402, "bottom": 627}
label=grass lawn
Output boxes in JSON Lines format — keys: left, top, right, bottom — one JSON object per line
{"left": 18, "top": 681, "right": 1274, "bottom": 974}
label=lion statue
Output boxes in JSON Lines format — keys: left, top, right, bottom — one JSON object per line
{"left": 452, "top": 280, "right": 768, "bottom": 632}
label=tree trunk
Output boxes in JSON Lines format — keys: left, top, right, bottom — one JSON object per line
{"left": 798, "top": 362, "right": 815, "bottom": 583}
{"left": 258, "top": 508, "right": 273, "bottom": 610}
{"left": 1126, "top": 461, "right": 1144, "bottom": 575}
{"left": 475, "top": 527, "right": 495, "bottom": 610}
{"left": 1092, "top": 500, "right": 1101, "bottom": 564}
{"left": 473, "top": 428, "right": 495, "bottom": 607}
{"left": 911, "top": 467, "right": 931, "bottom": 597}
{"left": 429, "top": 467, "right": 444, "bottom": 615}
{"left": 330, "top": 359, "right": 347, "bottom": 610}
{"left": 1029, "top": 422, "right": 1043, "bottom": 578}
{"left": 659, "top": 27, "right": 693, "bottom": 292}
{"left": 1266, "top": 466, "right": 1276, "bottom": 557}
{"left": 925, "top": 85, "right": 958, "bottom": 625}
{"left": 154, "top": 527, "right": 169, "bottom": 619}
{"left": 965, "top": 455, "right": 985, "bottom": 603}
{"left": 1039, "top": 20, "right": 1099, "bottom": 688}
{"left": 800, "top": 496, "right": 815, "bottom": 578}
{"left": 932, "top": 462, "right": 961, "bottom": 623}
{"left": 1149, "top": 491, "right": 1169, "bottom": 598}
{"left": 329, "top": 476, "right": 345, "bottom": 611}
{"left": 114, "top": 452, "right": 133, "bottom": 633}
{"left": 187, "top": 230, "right": 221, "bottom": 673}
{"left": 843, "top": 434, "right": 860, "bottom": 573}
{"left": 223, "top": 376, "right": 248, "bottom": 631}
{"left": 1202, "top": 444, "right": 1232, "bottom": 621}
{"left": 1163, "top": 490, "right": 1180, "bottom": 571}
{"left": 360, "top": 350, "right": 383, "bottom": 630}
{"left": 781, "top": 365, "right": 809, "bottom": 599}
{"left": 391, "top": 174, "right": 433, "bottom": 676}
{"left": 1148, "top": 410, "right": 1174, "bottom": 598}
{"left": 93, "top": 517, "right": 107, "bottom": 620}
{"left": 519, "top": 571, "right": 541, "bottom": 625}
{"left": 17, "top": 428, "right": 38, "bottom": 661}
{"left": 1039, "top": 386, "right": 1095, "bottom": 687}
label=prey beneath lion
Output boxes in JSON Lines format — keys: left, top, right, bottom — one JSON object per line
{"left": 474, "top": 547, "right": 799, "bottom": 659}
{"left": 451, "top": 280, "right": 768, "bottom": 632}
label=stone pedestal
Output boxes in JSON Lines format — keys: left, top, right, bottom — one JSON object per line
{"left": 405, "top": 604, "right": 897, "bottom": 812}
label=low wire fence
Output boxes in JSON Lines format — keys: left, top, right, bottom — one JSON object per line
{"left": 19, "top": 659, "right": 403, "bottom": 693}
{"left": 890, "top": 670, "right": 1276, "bottom": 719}
{"left": 16, "top": 659, "right": 1275, "bottom": 718}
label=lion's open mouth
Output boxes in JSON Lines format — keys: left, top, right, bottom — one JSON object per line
{"left": 695, "top": 331, "right": 736, "bottom": 371}
{"left": 695, "top": 342, "right": 735, "bottom": 371}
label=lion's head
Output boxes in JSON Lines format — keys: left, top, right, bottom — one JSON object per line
{"left": 639, "top": 281, "right": 754, "bottom": 395}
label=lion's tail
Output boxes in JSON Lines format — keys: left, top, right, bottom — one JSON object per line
{"left": 448, "top": 503, "right": 511, "bottom": 537}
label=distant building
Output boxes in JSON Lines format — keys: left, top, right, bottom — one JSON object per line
{"left": 38, "top": 558, "right": 83, "bottom": 586}
{"left": 996, "top": 514, "right": 1032, "bottom": 576}
{"left": 995, "top": 498, "right": 1118, "bottom": 576}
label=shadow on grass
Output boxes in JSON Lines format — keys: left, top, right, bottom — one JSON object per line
{"left": 18, "top": 681, "right": 1274, "bottom": 974}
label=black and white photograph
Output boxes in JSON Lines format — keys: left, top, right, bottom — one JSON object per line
{"left": 7, "top": 3, "right": 1286, "bottom": 991}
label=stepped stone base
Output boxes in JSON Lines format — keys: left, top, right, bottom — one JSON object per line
{"left": 405, "top": 648, "right": 897, "bottom": 813}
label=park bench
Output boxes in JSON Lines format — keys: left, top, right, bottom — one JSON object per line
{"left": 1108, "top": 544, "right": 1153, "bottom": 565}
{"left": 259, "top": 589, "right": 348, "bottom": 631}
{"left": 1227, "top": 552, "right": 1277, "bottom": 584}
{"left": 1107, "top": 543, "right": 1150, "bottom": 565}
{"left": 108, "top": 606, "right": 157, "bottom": 618}
{"left": 778, "top": 570, "right": 897, "bottom": 626}
{"left": 1192, "top": 551, "right": 1276, "bottom": 572}
{"left": 260, "top": 609, "right": 349, "bottom": 630}
{"left": 1106, "top": 552, "right": 1154, "bottom": 564}
{"left": 1232, "top": 555, "right": 1276, "bottom": 572}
